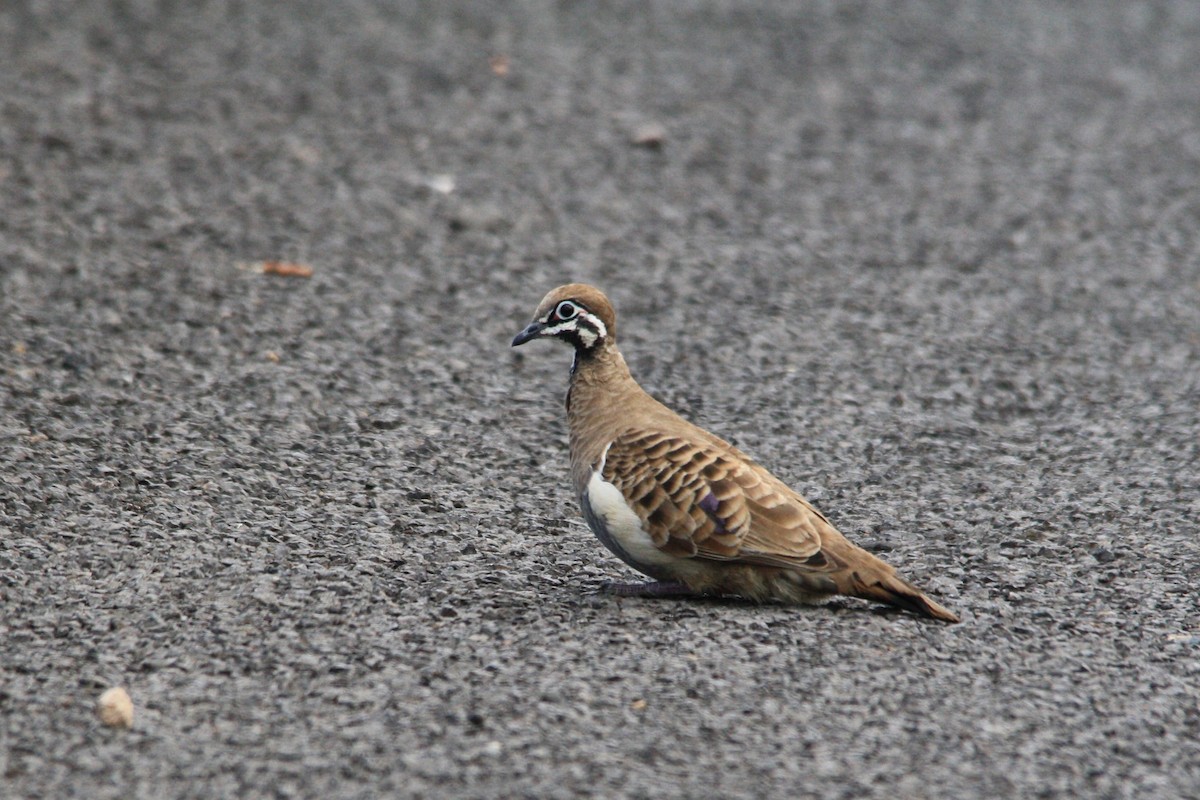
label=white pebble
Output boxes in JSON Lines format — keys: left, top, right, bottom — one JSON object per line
{"left": 97, "top": 687, "right": 133, "bottom": 729}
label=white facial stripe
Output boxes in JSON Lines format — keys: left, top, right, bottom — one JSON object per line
{"left": 542, "top": 319, "right": 579, "bottom": 337}
{"left": 580, "top": 311, "right": 607, "bottom": 341}
{"left": 539, "top": 307, "right": 607, "bottom": 348}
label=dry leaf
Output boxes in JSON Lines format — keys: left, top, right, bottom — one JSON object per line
{"left": 489, "top": 55, "right": 510, "bottom": 77}
{"left": 631, "top": 698, "right": 647, "bottom": 710}
{"left": 260, "top": 261, "right": 314, "bottom": 278}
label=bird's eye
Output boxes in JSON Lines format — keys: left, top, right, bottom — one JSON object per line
{"left": 555, "top": 301, "right": 578, "bottom": 320}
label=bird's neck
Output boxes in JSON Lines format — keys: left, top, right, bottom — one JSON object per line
{"left": 565, "top": 344, "right": 645, "bottom": 490}
{"left": 566, "top": 345, "right": 641, "bottom": 418}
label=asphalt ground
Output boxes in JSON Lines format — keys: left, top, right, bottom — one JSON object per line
{"left": 2, "top": 2, "right": 1199, "bottom": 798}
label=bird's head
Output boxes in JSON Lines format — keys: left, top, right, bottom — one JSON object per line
{"left": 511, "top": 283, "right": 617, "bottom": 355}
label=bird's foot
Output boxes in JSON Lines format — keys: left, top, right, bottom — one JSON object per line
{"left": 600, "top": 580, "right": 698, "bottom": 598}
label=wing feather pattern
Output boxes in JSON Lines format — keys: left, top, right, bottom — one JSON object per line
{"left": 600, "top": 429, "right": 843, "bottom": 572}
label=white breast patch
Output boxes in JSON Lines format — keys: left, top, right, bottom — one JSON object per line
{"left": 585, "top": 470, "right": 678, "bottom": 570}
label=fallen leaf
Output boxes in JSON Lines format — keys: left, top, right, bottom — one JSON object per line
{"left": 489, "top": 55, "right": 510, "bottom": 77}
{"left": 260, "top": 261, "right": 314, "bottom": 278}
{"left": 631, "top": 698, "right": 647, "bottom": 710}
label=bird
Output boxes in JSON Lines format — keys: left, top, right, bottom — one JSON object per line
{"left": 511, "top": 283, "right": 960, "bottom": 623}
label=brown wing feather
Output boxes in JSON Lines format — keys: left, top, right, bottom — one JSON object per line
{"left": 600, "top": 430, "right": 837, "bottom": 570}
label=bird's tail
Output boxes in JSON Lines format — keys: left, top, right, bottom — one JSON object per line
{"left": 846, "top": 570, "right": 960, "bottom": 623}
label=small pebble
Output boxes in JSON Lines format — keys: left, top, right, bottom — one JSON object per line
{"left": 631, "top": 122, "right": 666, "bottom": 148}
{"left": 97, "top": 687, "right": 133, "bottom": 729}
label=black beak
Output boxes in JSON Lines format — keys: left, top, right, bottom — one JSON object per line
{"left": 511, "top": 321, "right": 545, "bottom": 347}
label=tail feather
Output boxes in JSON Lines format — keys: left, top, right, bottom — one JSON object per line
{"left": 849, "top": 572, "right": 960, "bottom": 623}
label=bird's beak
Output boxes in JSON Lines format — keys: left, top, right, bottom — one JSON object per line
{"left": 511, "top": 321, "right": 545, "bottom": 347}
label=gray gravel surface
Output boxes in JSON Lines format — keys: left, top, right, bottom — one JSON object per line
{"left": 3, "top": 2, "right": 1200, "bottom": 798}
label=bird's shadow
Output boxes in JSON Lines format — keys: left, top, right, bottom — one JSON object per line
{"left": 583, "top": 581, "right": 913, "bottom": 620}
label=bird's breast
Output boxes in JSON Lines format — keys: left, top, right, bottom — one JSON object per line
{"left": 581, "top": 470, "right": 679, "bottom": 577}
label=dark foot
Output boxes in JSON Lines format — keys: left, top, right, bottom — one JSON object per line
{"left": 600, "top": 580, "right": 698, "bottom": 598}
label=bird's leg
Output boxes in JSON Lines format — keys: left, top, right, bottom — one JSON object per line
{"left": 600, "top": 580, "right": 698, "bottom": 598}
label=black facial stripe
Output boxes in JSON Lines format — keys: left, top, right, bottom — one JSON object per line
{"left": 573, "top": 313, "right": 604, "bottom": 347}
{"left": 549, "top": 313, "right": 604, "bottom": 352}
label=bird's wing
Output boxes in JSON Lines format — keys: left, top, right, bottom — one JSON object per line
{"left": 600, "top": 429, "right": 843, "bottom": 571}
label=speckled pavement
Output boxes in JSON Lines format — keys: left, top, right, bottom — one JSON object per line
{"left": 2, "top": 3, "right": 1199, "bottom": 798}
